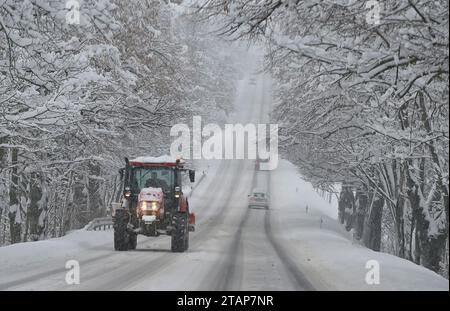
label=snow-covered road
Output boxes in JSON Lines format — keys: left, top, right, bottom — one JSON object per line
{"left": 0, "top": 70, "right": 447, "bottom": 291}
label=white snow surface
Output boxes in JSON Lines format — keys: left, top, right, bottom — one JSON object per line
{"left": 269, "top": 159, "right": 448, "bottom": 291}
{"left": 0, "top": 158, "right": 446, "bottom": 291}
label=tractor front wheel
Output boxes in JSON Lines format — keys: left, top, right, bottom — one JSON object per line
{"left": 114, "top": 209, "right": 130, "bottom": 251}
{"left": 171, "top": 212, "right": 188, "bottom": 252}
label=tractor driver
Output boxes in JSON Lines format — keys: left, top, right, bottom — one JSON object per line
{"left": 145, "top": 172, "right": 169, "bottom": 192}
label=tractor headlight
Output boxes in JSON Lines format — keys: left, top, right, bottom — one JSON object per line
{"left": 124, "top": 187, "right": 131, "bottom": 198}
{"left": 140, "top": 201, "right": 159, "bottom": 211}
{"left": 174, "top": 186, "right": 181, "bottom": 198}
{"left": 151, "top": 201, "right": 159, "bottom": 211}
{"left": 140, "top": 201, "right": 148, "bottom": 210}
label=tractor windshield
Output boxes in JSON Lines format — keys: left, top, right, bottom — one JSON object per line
{"left": 131, "top": 167, "right": 175, "bottom": 193}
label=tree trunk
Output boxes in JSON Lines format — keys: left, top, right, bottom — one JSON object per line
{"left": 88, "top": 162, "right": 104, "bottom": 218}
{"left": 28, "top": 173, "right": 43, "bottom": 241}
{"left": 354, "top": 186, "right": 368, "bottom": 240}
{"left": 338, "top": 184, "right": 355, "bottom": 231}
{"left": 407, "top": 161, "right": 447, "bottom": 272}
{"left": 61, "top": 171, "right": 74, "bottom": 236}
{"left": 0, "top": 136, "right": 6, "bottom": 244}
{"left": 394, "top": 162, "right": 407, "bottom": 258}
{"left": 9, "top": 148, "right": 21, "bottom": 244}
{"left": 363, "top": 190, "right": 384, "bottom": 251}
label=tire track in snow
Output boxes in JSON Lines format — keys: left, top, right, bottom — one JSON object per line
{"left": 215, "top": 169, "right": 256, "bottom": 291}
{"left": 264, "top": 172, "right": 316, "bottom": 291}
{"left": 216, "top": 75, "right": 315, "bottom": 291}
{"left": 212, "top": 75, "right": 265, "bottom": 291}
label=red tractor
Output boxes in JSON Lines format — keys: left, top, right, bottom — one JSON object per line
{"left": 113, "top": 156, "right": 195, "bottom": 252}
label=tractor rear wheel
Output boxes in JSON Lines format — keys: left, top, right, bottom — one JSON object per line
{"left": 171, "top": 212, "right": 188, "bottom": 252}
{"left": 114, "top": 209, "right": 130, "bottom": 251}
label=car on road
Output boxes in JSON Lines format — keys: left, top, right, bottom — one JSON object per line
{"left": 248, "top": 190, "right": 269, "bottom": 209}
